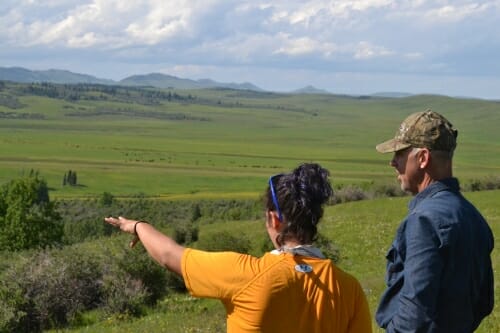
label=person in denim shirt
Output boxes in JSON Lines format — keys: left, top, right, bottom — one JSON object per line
{"left": 374, "top": 110, "right": 494, "bottom": 332}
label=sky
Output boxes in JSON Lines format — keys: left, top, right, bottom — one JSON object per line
{"left": 1, "top": 0, "right": 500, "bottom": 99}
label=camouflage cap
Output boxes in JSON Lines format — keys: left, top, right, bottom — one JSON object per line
{"left": 376, "top": 110, "right": 458, "bottom": 153}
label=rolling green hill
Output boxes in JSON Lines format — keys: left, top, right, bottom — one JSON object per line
{"left": 0, "top": 67, "right": 114, "bottom": 85}
{"left": 0, "top": 81, "right": 499, "bottom": 198}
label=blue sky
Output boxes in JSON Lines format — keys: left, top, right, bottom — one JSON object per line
{"left": 1, "top": 0, "right": 500, "bottom": 99}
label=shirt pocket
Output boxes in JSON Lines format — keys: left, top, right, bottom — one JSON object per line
{"left": 385, "top": 245, "right": 404, "bottom": 285}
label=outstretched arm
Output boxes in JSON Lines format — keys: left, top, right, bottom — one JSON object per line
{"left": 104, "top": 216, "right": 185, "bottom": 275}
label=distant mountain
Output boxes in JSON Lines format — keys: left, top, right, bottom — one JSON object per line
{"left": 196, "top": 78, "right": 262, "bottom": 91}
{"left": 292, "top": 85, "right": 330, "bottom": 94}
{"left": 0, "top": 67, "right": 114, "bottom": 85}
{"left": 119, "top": 73, "right": 204, "bottom": 89}
{"left": 371, "top": 92, "right": 413, "bottom": 98}
{"left": 120, "top": 73, "right": 263, "bottom": 91}
{"left": 0, "top": 66, "right": 263, "bottom": 92}
{"left": 0, "top": 66, "right": 425, "bottom": 97}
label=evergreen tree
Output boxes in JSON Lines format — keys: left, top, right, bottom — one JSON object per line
{"left": 100, "top": 192, "right": 114, "bottom": 206}
{"left": 190, "top": 203, "right": 201, "bottom": 222}
{"left": 67, "top": 170, "right": 73, "bottom": 185}
{"left": 66, "top": 170, "right": 77, "bottom": 186}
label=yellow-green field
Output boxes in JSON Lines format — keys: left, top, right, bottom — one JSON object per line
{"left": 1, "top": 82, "right": 500, "bottom": 198}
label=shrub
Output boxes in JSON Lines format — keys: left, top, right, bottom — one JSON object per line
{"left": 0, "top": 237, "right": 172, "bottom": 331}
{"left": 197, "top": 199, "right": 262, "bottom": 223}
{"left": 190, "top": 203, "right": 201, "bottom": 222}
{"left": 164, "top": 270, "right": 187, "bottom": 292}
{"left": 462, "top": 176, "right": 500, "bottom": 192}
{"left": 259, "top": 237, "right": 275, "bottom": 255}
{"left": 63, "top": 218, "right": 112, "bottom": 244}
{"left": 314, "top": 233, "right": 341, "bottom": 263}
{"left": 173, "top": 222, "right": 199, "bottom": 245}
{"left": 58, "top": 198, "right": 263, "bottom": 246}
{"left": 0, "top": 248, "right": 101, "bottom": 332}
{"left": 332, "top": 185, "right": 369, "bottom": 204}
{"left": 372, "top": 183, "right": 406, "bottom": 198}
{"left": 100, "top": 268, "right": 148, "bottom": 317}
{"left": 196, "top": 231, "right": 252, "bottom": 253}
{"left": 114, "top": 244, "right": 169, "bottom": 305}
{"left": 99, "top": 192, "right": 115, "bottom": 206}
{"left": 0, "top": 278, "right": 36, "bottom": 333}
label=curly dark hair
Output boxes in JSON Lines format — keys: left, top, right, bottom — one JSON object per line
{"left": 265, "top": 163, "right": 333, "bottom": 246}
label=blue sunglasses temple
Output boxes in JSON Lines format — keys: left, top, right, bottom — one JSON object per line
{"left": 269, "top": 176, "right": 283, "bottom": 222}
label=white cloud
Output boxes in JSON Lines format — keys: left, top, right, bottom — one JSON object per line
{"left": 124, "top": 1, "right": 194, "bottom": 45}
{"left": 1, "top": 0, "right": 500, "bottom": 98}
{"left": 354, "top": 41, "right": 393, "bottom": 59}
{"left": 273, "top": 34, "right": 338, "bottom": 57}
{"left": 424, "top": 2, "right": 492, "bottom": 23}
{"left": 270, "top": 0, "right": 395, "bottom": 26}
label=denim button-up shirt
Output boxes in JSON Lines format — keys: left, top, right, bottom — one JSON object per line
{"left": 376, "top": 178, "right": 494, "bottom": 332}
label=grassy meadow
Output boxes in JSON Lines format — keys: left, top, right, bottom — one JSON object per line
{"left": 1, "top": 82, "right": 499, "bottom": 332}
{"left": 1, "top": 82, "right": 500, "bottom": 199}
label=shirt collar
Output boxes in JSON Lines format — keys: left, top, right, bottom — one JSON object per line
{"left": 409, "top": 177, "right": 460, "bottom": 211}
{"left": 271, "top": 245, "right": 325, "bottom": 259}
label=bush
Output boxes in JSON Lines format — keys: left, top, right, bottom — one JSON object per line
{"left": 63, "top": 217, "right": 113, "bottom": 244}
{"left": 99, "top": 191, "right": 115, "bottom": 206}
{"left": 462, "top": 176, "right": 500, "bottom": 192}
{"left": 197, "top": 199, "right": 262, "bottom": 223}
{"left": 0, "top": 278, "right": 36, "bottom": 333}
{"left": 0, "top": 248, "right": 101, "bottom": 332}
{"left": 196, "top": 231, "right": 252, "bottom": 253}
{"left": 114, "top": 243, "right": 170, "bottom": 305}
{"left": 100, "top": 268, "right": 148, "bottom": 317}
{"left": 314, "top": 233, "right": 341, "bottom": 263}
{"left": 190, "top": 203, "right": 201, "bottom": 222}
{"left": 372, "top": 183, "right": 406, "bottom": 198}
{"left": 0, "top": 237, "right": 176, "bottom": 331}
{"left": 173, "top": 222, "right": 199, "bottom": 245}
{"left": 332, "top": 185, "right": 369, "bottom": 204}
{"left": 58, "top": 198, "right": 263, "bottom": 246}
{"left": 164, "top": 270, "right": 187, "bottom": 292}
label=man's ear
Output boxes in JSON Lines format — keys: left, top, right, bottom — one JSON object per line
{"left": 418, "top": 148, "right": 431, "bottom": 169}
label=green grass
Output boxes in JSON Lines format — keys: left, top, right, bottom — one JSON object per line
{"left": 56, "top": 295, "right": 227, "bottom": 333}
{"left": 48, "top": 189, "right": 499, "bottom": 333}
{"left": 1, "top": 84, "right": 500, "bottom": 198}
{"left": 3, "top": 82, "right": 499, "bottom": 331}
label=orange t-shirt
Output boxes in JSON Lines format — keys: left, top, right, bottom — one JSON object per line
{"left": 182, "top": 248, "right": 372, "bottom": 333}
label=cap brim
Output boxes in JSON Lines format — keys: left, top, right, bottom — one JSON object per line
{"left": 375, "top": 139, "right": 411, "bottom": 153}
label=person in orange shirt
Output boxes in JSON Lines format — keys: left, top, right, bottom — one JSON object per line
{"left": 105, "top": 163, "right": 372, "bottom": 333}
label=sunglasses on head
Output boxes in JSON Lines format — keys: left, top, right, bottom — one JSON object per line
{"left": 269, "top": 174, "right": 283, "bottom": 222}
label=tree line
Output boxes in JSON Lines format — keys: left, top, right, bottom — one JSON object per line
{"left": 17, "top": 82, "right": 195, "bottom": 105}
